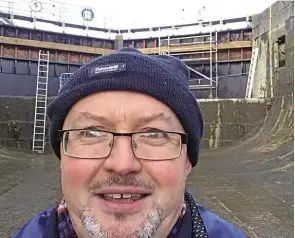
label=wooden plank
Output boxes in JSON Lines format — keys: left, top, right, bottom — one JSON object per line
{"left": 0, "top": 35, "right": 251, "bottom": 57}
{"left": 0, "top": 36, "right": 114, "bottom": 55}
{"left": 140, "top": 41, "right": 252, "bottom": 54}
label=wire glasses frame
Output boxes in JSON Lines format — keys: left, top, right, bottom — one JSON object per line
{"left": 58, "top": 129, "right": 188, "bottom": 161}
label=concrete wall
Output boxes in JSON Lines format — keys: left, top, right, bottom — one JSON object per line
{"left": 198, "top": 98, "right": 266, "bottom": 148}
{"left": 251, "top": 0, "right": 294, "bottom": 98}
{"left": 0, "top": 96, "right": 267, "bottom": 152}
{"left": 246, "top": 0, "right": 294, "bottom": 150}
{"left": 0, "top": 96, "right": 47, "bottom": 151}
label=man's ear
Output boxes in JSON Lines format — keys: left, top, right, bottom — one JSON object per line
{"left": 185, "top": 157, "right": 192, "bottom": 176}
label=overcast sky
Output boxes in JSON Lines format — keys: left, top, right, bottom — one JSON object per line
{"left": 57, "top": 0, "right": 277, "bottom": 29}
{"left": 1, "top": 0, "right": 278, "bottom": 29}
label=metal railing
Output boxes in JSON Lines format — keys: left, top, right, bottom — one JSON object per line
{"left": 159, "top": 23, "right": 219, "bottom": 98}
{"left": 0, "top": 0, "right": 95, "bottom": 28}
{"left": 58, "top": 72, "right": 74, "bottom": 93}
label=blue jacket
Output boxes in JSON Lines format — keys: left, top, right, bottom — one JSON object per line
{"left": 12, "top": 204, "right": 249, "bottom": 238}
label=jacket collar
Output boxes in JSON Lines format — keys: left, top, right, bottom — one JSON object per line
{"left": 42, "top": 206, "right": 59, "bottom": 238}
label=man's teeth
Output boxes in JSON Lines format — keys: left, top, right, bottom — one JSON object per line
{"left": 103, "top": 194, "right": 143, "bottom": 199}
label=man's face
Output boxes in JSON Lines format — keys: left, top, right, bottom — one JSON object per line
{"left": 60, "top": 91, "right": 192, "bottom": 238}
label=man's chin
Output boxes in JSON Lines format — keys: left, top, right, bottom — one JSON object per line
{"left": 81, "top": 213, "right": 152, "bottom": 238}
{"left": 80, "top": 201, "right": 164, "bottom": 238}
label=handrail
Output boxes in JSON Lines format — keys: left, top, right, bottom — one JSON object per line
{"left": 186, "top": 65, "right": 216, "bottom": 83}
{"left": 164, "top": 41, "right": 214, "bottom": 46}
{"left": 160, "top": 35, "right": 211, "bottom": 41}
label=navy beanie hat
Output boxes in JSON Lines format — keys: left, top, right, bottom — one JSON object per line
{"left": 47, "top": 47, "right": 203, "bottom": 167}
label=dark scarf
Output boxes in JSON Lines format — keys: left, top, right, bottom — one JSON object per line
{"left": 57, "top": 191, "right": 208, "bottom": 238}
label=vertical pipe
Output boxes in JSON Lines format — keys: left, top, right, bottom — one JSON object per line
{"left": 215, "top": 31, "right": 218, "bottom": 98}
{"left": 209, "top": 23, "right": 213, "bottom": 98}
{"left": 158, "top": 28, "right": 161, "bottom": 54}
{"left": 168, "top": 35, "right": 170, "bottom": 55}
{"left": 269, "top": 5, "right": 274, "bottom": 98}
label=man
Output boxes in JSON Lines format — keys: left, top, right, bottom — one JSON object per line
{"left": 13, "top": 48, "right": 249, "bottom": 238}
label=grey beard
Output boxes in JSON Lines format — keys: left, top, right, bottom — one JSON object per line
{"left": 80, "top": 203, "right": 164, "bottom": 238}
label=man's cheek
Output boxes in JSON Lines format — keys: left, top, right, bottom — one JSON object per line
{"left": 61, "top": 160, "right": 91, "bottom": 189}
{"left": 148, "top": 163, "right": 182, "bottom": 186}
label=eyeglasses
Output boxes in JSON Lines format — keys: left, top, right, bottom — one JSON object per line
{"left": 58, "top": 129, "right": 188, "bottom": 160}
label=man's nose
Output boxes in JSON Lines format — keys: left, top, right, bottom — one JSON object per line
{"left": 103, "top": 136, "right": 142, "bottom": 176}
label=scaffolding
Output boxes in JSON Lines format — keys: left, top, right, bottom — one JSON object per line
{"left": 158, "top": 22, "right": 219, "bottom": 98}
{"left": 58, "top": 73, "right": 73, "bottom": 93}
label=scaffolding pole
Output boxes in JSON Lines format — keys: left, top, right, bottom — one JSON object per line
{"left": 215, "top": 31, "right": 218, "bottom": 98}
{"left": 158, "top": 23, "right": 218, "bottom": 98}
{"left": 209, "top": 22, "right": 213, "bottom": 98}
{"left": 158, "top": 27, "right": 161, "bottom": 54}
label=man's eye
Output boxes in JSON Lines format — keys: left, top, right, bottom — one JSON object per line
{"left": 146, "top": 132, "right": 166, "bottom": 138}
{"left": 83, "top": 130, "right": 101, "bottom": 137}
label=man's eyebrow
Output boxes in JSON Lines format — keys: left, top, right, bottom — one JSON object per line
{"left": 72, "top": 112, "right": 108, "bottom": 126}
{"left": 137, "top": 112, "right": 172, "bottom": 126}
{"left": 71, "top": 112, "right": 173, "bottom": 127}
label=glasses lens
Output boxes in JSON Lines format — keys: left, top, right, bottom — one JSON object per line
{"left": 63, "top": 130, "right": 113, "bottom": 158}
{"left": 132, "top": 132, "right": 182, "bottom": 160}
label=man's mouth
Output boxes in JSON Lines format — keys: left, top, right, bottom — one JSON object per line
{"left": 98, "top": 193, "right": 150, "bottom": 202}
{"left": 94, "top": 188, "right": 152, "bottom": 213}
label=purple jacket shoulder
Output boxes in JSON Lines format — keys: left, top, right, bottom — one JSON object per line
{"left": 197, "top": 204, "right": 249, "bottom": 238}
{"left": 12, "top": 205, "right": 249, "bottom": 238}
{"left": 11, "top": 208, "right": 54, "bottom": 238}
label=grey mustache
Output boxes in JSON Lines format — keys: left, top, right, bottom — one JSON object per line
{"left": 88, "top": 175, "right": 155, "bottom": 192}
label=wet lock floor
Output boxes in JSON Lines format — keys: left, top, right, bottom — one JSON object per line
{"left": 0, "top": 145, "right": 293, "bottom": 238}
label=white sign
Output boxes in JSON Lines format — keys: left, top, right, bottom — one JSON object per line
{"left": 29, "top": 0, "right": 42, "bottom": 12}
{"left": 81, "top": 8, "right": 94, "bottom": 21}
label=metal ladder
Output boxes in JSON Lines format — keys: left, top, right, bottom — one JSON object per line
{"left": 32, "top": 50, "right": 50, "bottom": 153}
{"left": 245, "top": 46, "right": 259, "bottom": 98}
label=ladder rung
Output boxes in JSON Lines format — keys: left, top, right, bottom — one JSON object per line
{"left": 35, "top": 133, "right": 45, "bottom": 135}
{"left": 38, "top": 88, "right": 46, "bottom": 90}
{"left": 37, "top": 106, "right": 46, "bottom": 109}
{"left": 35, "top": 126, "right": 44, "bottom": 128}
{"left": 36, "top": 119, "right": 45, "bottom": 121}
{"left": 38, "top": 76, "right": 48, "bottom": 78}
{"left": 38, "top": 82, "right": 47, "bottom": 85}
{"left": 36, "top": 112, "right": 45, "bottom": 115}
{"left": 34, "top": 139, "right": 44, "bottom": 141}
{"left": 33, "top": 146, "right": 44, "bottom": 148}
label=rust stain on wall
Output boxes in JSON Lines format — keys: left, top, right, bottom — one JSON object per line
{"left": 2, "top": 45, "right": 15, "bottom": 57}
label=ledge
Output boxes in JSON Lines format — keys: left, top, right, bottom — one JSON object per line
{"left": 0, "top": 36, "right": 114, "bottom": 55}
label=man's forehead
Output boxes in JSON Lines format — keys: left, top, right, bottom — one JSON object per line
{"left": 71, "top": 111, "right": 173, "bottom": 124}
{"left": 65, "top": 91, "right": 182, "bottom": 127}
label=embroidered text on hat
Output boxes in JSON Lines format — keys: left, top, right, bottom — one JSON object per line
{"left": 89, "top": 63, "right": 126, "bottom": 77}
